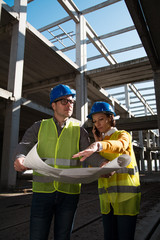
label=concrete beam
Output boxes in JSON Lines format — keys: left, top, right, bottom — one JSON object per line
{"left": 61, "top": 26, "right": 136, "bottom": 53}
{"left": 87, "top": 77, "right": 130, "bottom": 116}
{"left": 39, "top": 0, "right": 122, "bottom": 33}
{"left": 87, "top": 44, "right": 143, "bottom": 62}
{"left": 58, "top": 0, "right": 116, "bottom": 66}
{"left": 116, "top": 115, "right": 158, "bottom": 131}
{"left": 38, "top": 16, "right": 71, "bottom": 32}
{"left": 58, "top": 0, "right": 80, "bottom": 23}
{"left": 0, "top": 88, "right": 14, "bottom": 100}
{"left": 86, "top": 56, "right": 151, "bottom": 76}
{"left": 1, "top": 0, "right": 19, "bottom": 19}
{"left": 23, "top": 73, "right": 76, "bottom": 94}
{"left": 81, "top": 0, "right": 122, "bottom": 15}
{"left": 128, "top": 84, "right": 155, "bottom": 115}
{"left": 21, "top": 98, "right": 53, "bottom": 116}
{"left": 86, "top": 22, "right": 117, "bottom": 65}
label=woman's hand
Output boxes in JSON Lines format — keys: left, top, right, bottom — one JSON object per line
{"left": 92, "top": 126, "right": 103, "bottom": 141}
{"left": 100, "top": 161, "right": 115, "bottom": 178}
{"left": 101, "top": 171, "right": 116, "bottom": 178}
{"left": 72, "top": 142, "right": 100, "bottom": 162}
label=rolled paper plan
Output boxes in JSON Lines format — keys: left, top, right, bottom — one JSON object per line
{"left": 23, "top": 144, "right": 131, "bottom": 184}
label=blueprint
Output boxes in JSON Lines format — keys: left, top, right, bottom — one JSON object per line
{"left": 23, "top": 144, "right": 131, "bottom": 184}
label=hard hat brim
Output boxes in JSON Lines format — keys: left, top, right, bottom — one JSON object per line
{"left": 87, "top": 111, "right": 116, "bottom": 119}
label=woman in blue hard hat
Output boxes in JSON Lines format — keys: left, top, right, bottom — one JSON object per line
{"left": 73, "top": 101, "right": 141, "bottom": 240}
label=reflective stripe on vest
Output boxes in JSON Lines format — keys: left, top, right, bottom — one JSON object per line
{"left": 116, "top": 165, "right": 138, "bottom": 175}
{"left": 33, "top": 175, "right": 55, "bottom": 183}
{"left": 98, "top": 185, "right": 141, "bottom": 195}
{"left": 42, "top": 158, "right": 81, "bottom": 167}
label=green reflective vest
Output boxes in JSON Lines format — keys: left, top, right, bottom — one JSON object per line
{"left": 98, "top": 130, "right": 141, "bottom": 216}
{"left": 32, "top": 118, "right": 81, "bottom": 194}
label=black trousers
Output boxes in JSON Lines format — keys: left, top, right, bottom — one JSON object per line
{"left": 102, "top": 207, "right": 137, "bottom": 240}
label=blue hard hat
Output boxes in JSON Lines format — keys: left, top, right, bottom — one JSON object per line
{"left": 50, "top": 84, "right": 75, "bottom": 104}
{"left": 87, "top": 101, "right": 116, "bottom": 119}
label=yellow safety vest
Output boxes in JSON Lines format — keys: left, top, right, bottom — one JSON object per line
{"left": 98, "top": 130, "right": 141, "bottom": 216}
{"left": 32, "top": 118, "right": 81, "bottom": 194}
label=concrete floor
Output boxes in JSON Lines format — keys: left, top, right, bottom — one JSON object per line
{"left": 0, "top": 173, "right": 160, "bottom": 240}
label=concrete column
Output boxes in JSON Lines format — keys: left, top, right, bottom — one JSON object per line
{"left": 111, "top": 99, "right": 115, "bottom": 112}
{"left": 124, "top": 84, "right": 133, "bottom": 136}
{"left": 154, "top": 69, "right": 160, "bottom": 145}
{"left": 138, "top": 130, "right": 145, "bottom": 172}
{"left": 156, "top": 135, "right": 159, "bottom": 147}
{"left": 146, "top": 130, "right": 151, "bottom": 147}
{"left": 0, "top": 0, "right": 27, "bottom": 189}
{"left": 146, "top": 131, "right": 152, "bottom": 172}
{"left": 154, "top": 152, "right": 158, "bottom": 172}
{"left": 144, "top": 105, "right": 147, "bottom": 115}
{"left": 0, "top": 1, "right": 2, "bottom": 24}
{"left": 146, "top": 150, "right": 152, "bottom": 172}
{"left": 158, "top": 154, "right": 160, "bottom": 171}
{"left": 152, "top": 134, "right": 156, "bottom": 147}
{"left": 151, "top": 134, "right": 158, "bottom": 171}
{"left": 75, "top": 14, "right": 88, "bottom": 125}
{"left": 125, "top": 84, "right": 131, "bottom": 116}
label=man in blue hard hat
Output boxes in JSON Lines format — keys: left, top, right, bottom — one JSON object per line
{"left": 14, "top": 84, "right": 107, "bottom": 240}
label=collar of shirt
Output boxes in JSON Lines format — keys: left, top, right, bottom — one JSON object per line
{"left": 53, "top": 116, "right": 69, "bottom": 136}
{"left": 103, "top": 127, "right": 118, "bottom": 139}
{"left": 53, "top": 116, "right": 68, "bottom": 128}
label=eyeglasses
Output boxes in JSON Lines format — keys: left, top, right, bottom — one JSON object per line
{"left": 54, "top": 98, "right": 75, "bottom": 105}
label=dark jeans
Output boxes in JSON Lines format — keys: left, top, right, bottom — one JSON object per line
{"left": 102, "top": 208, "right": 137, "bottom": 240}
{"left": 30, "top": 191, "right": 79, "bottom": 240}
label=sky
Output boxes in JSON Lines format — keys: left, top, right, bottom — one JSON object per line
{"left": 5, "top": 0, "right": 147, "bottom": 70}
{"left": 4, "top": 0, "right": 156, "bottom": 117}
